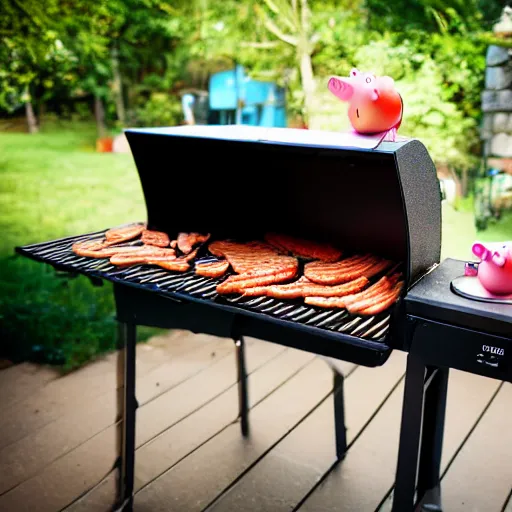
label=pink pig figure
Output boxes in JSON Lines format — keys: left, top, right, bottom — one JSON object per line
{"left": 328, "top": 68, "right": 403, "bottom": 139}
{"left": 472, "top": 242, "right": 512, "bottom": 295}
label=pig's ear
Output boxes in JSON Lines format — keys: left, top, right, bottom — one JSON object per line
{"left": 377, "top": 76, "right": 395, "bottom": 90}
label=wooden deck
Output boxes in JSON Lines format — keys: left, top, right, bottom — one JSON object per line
{"left": 0, "top": 330, "right": 511, "bottom": 512}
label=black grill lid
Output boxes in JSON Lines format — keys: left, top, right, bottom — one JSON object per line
{"left": 124, "top": 126, "right": 441, "bottom": 287}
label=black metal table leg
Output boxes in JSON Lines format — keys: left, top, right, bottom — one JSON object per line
{"left": 115, "top": 322, "right": 137, "bottom": 512}
{"left": 333, "top": 371, "right": 347, "bottom": 459}
{"left": 416, "top": 367, "right": 449, "bottom": 512}
{"left": 235, "top": 336, "right": 249, "bottom": 437}
{"left": 392, "top": 353, "right": 427, "bottom": 512}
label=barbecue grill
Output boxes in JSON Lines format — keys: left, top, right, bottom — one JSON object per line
{"left": 16, "top": 125, "right": 443, "bottom": 511}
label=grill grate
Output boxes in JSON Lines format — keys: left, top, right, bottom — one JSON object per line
{"left": 17, "top": 228, "right": 397, "bottom": 342}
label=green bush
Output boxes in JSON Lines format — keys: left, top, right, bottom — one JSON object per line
{"left": 131, "top": 92, "right": 183, "bottom": 127}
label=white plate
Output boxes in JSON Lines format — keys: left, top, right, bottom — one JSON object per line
{"left": 451, "top": 275, "right": 512, "bottom": 305}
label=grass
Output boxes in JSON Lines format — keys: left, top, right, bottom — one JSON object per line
{"left": 0, "top": 121, "right": 163, "bottom": 372}
{"left": 477, "top": 211, "right": 512, "bottom": 243}
{"left": 0, "top": 119, "right": 509, "bottom": 372}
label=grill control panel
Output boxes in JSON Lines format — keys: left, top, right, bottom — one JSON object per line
{"left": 407, "top": 315, "right": 511, "bottom": 382}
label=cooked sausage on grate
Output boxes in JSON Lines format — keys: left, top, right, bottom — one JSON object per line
{"left": 177, "top": 232, "right": 211, "bottom": 254}
{"left": 195, "top": 260, "right": 230, "bottom": 278}
{"left": 105, "top": 224, "right": 145, "bottom": 244}
{"left": 141, "top": 230, "right": 170, "bottom": 247}
{"left": 242, "top": 276, "right": 369, "bottom": 299}
{"left": 208, "top": 240, "right": 299, "bottom": 293}
{"left": 305, "top": 274, "right": 402, "bottom": 311}
{"left": 264, "top": 233, "right": 342, "bottom": 262}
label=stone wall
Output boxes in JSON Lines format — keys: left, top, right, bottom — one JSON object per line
{"left": 481, "top": 8, "right": 512, "bottom": 161}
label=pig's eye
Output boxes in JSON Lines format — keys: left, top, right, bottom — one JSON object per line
{"left": 365, "top": 75, "right": 375, "bottom": 84}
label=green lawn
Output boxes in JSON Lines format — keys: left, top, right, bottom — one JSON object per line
{"left": 0, "top": 122, "right": 162, "bottom": 371}
{"left": 441, "top": 201, "right": 512, "bottom": 262}
{"left": 0, "top": 121, "right": 509, "bottom": 371}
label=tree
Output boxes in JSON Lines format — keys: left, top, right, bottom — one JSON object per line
{"left": 0, "top": 0, "right": 181, "bottom": 135}
{"left": 0, "top": 0, "right": 64, "bottom": 132}
{"left": 254, "top": 0, "right": 318, "bottom": 124}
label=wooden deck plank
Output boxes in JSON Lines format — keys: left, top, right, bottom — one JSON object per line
{"left": 0, "top": 338, "right": 284, "bottom": 512}
{"left": 0, "top": 363, "right": 58, "bottom": 410}
{"left": 134, "top": 346, "right": 314, "bottom": 492}
{"left": 135, "top": 338, "right": 285, "bottom": 447}
{"left": 0, "top": 330, "right": 219, "bottom": 449}
{"left": 378, "top": 369, "right": 502, "bottom": 512}
{"left": 0, "top": 414, "right": 119, "bottom": 512}
{"left": 0, "top": 336, "right": 235, "bottom": 495}
{"left": 133, "top": 357, "right": 354, "bottom": 512}
{"left": 441, "top": 382, "right": 512, "bottom": 511}
{"left": 206, "top": 351, "right": 406, "bottom": 512}
{"left": 63, "top": 470, "right": 117, "bottom": 512}
{"left": 503, "top": 489, "right": 512, "bottom": 512}
{"left": 297, "top": 380, "right": 404, "bottom": 512}
{"left": 65, "top": 346, "right": 317, "bottom": 512}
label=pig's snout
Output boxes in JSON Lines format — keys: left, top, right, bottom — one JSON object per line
{"left": 328, "top": 77, "right": 353, "bottom": 101}
{"left": 472, "top": 243, "right": 490, "bottom": 261}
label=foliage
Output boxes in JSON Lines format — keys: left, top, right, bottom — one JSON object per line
{"left": 130, "top": 92, "right": 183, "bottom": 127}
{"left": 0, "top": 0, "right": 181, "bottom": 131}
{"left": 0, "top": 1, "right": 75, "bottom": 113}
{"left": 0, "top": 122, "right": 162, "bottom": 371}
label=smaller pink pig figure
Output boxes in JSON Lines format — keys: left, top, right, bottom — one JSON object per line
{"left": 472, "top": 242, "right": 512, "bottom": 295}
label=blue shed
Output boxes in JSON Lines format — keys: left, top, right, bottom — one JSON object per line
{"left": 208, "top": 65, "right": 286, "bottom": 127}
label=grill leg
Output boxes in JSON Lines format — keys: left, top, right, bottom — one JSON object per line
{"left": 416, "top": 367, "right": 448, "bottom": 512}
{"left": 115, "top": 322, "right": 137, "bottom": 512}
{"left": 235, "top": 336, "right": 249, "bottom": 437}
{"left": 333, "top": 370, "right": 347, "bottom": 459}
{"left": 392, "top": 353, "right": 426, "bottom": 512}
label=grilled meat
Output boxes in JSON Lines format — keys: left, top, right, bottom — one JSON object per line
{"left": 151, "top": 248, "right": 199, "bottom": 272}
{"left": 177, "top": 232, "right": 211, "bottom": 254}
{"left": 355, "top": 283, "right": 403, "bottom": 315}
{"left": 304, "top": 254, "right": 372, "bottom": 271}
{"left": 109, "top": 248, "right": 177, "bottom": 266}
{"left": 105, "top": 224, "right": 145, "bottom": 244}
{"left": 305, "top": 274, "right": 402, "bottom": 311}
{"left": 72, "top": 240, "right": 150, "bottom": 258}
{"left": 264, "top": 233, "right": 342, "bottom": 262}
{"left": 305, "top": 256, "right": 392, "bottom": 285}
{"left": 242, "top": 276, "right": 369, "bottom": 298}
{"left": 110, "top": 248, "right": 197, "bottom": 269}
{"left": 71, "top": 226, "right": 403, "bottom": 318}
{"left": 217, "top": 267, "right": 298, "bottom": 294}
{"left": 195, "top": 260, "right": 230, "bottom": 278}
{"left": 346, "top": 278, "right": 403, "bottom": 314}
{"left": 151, "top": 260, "right": 191, "bottom": 272}
{"left": 141, "top": 230, "right": 170, "bottom": 247}
{"left": 209, "top": 240, "right": 299, "bottom": 294}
